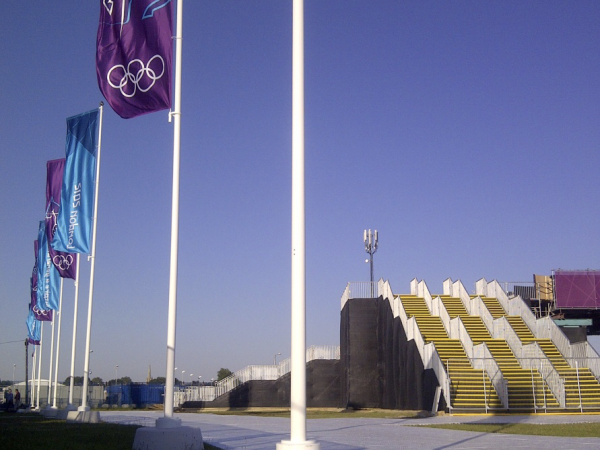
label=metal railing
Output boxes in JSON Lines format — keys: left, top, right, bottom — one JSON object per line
{"left": 471, "top": 345, "right": 509, "bottom": 410}
{"left": 341, "top": 282, "right": 379, "bottom": 307}
{"left": 571, "top": 343, "right": 600, "bottom": 380}
{"left": 521, "top": 342, "right": 566, "bottom": 408}
{"left": 181, "top": 345, "right": 341, "bottom": 405}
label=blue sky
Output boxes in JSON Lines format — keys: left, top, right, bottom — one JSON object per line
{"left": 1, "top": 1, "right": 599, "bottom": 384}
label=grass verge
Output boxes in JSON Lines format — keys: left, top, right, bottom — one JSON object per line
{"left": 0, "top": 413, "right": 222, "bottom": 450}
{"left": 415, "top": 422, "right": 600, "bottom": 438}
{"left": 194, "top": 407, "right": 423, "bottom": 419}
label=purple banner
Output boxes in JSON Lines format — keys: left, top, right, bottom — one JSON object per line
{"left": 96, "top": 0, "right": 173, "bottom": 119}
{"left": 46, "top": 159, "right": 77, "bottom": 279}
{"left": 555, "top": 270, "right": 600, "bottom": 309}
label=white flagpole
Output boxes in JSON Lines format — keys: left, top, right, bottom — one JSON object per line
{"left": 36, "top": 322, "right": 44, "bottom": 409}
{"left": 159, "top": 0, "right": 184, "bottom": 427}
{"left": 67, "top": 257, "right": 80, "bottom": 408}
{"left": 52, "top": 278, "right": 64, "bottom": 409}
{"left": 79, "top": 103, "right": 104, "bottom": 412}
{"left": 31, "top": 348, "right": 37, "bottom": 407}
{"left": 46, "top": 307, "right": 56, "bottom": 408}
{"left": 278, "top": 1, "right": 318, "bottom": 448}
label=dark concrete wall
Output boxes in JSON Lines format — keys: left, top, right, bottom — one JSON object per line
{"left": 340, "top": 296, "right": 440, "bottom": 411}
{"left": 184, "top": 295, "right": 442, "bottom": 411}
{"left": 340, "top": 298, "right": 382, "bottom": 408}
{"left": 182, "top": 360, "right": 340, "bottom": 409}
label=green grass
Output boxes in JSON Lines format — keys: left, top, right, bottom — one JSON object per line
{"left": 0, "top": 413, "right": 223, "bottom": 450}
{"left": 0, "top": 413, "right": 139, "bottom": 450}
{"left": 415, "top": 422, "right": 600, "bottom": 438}
{"left": 195, "top": 407, "right": 421, "bottom": 419}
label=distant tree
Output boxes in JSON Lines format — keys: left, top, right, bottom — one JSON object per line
{"left": 149, "top": 377, "right": 166, "bottom": 384}
{"left": 90, "top": 377, "right": 103, "bottom": 386}
{"left": 64, "top": 376, "right": 84, "bottom": 386}
{"left": 119, "top": 376, "right": 132, "bottom": 385}
{"left": 217, "top": 368, "right": 233, "bottom": 381}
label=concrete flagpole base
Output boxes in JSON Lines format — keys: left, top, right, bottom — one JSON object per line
{"left": 66, "top": 410, "right": 100, "bottom": 423}
{"left": 277, "top": 440, "right": 320, "bottom": 450}
{"left": 41, "top": 406, "right": 58, "bottom": 417}
{"left": 155, "top": 416, "right": 182, "bottom": 428}
{"left": 57, "top": 403, "right": 77, "bottom": 420}
{"left": 133, "top": 426, "right": 203, "bottom": 450}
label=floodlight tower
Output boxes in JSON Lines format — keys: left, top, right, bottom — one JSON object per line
{"left": 364, "top": 229, "right": 378, "bottom": 296}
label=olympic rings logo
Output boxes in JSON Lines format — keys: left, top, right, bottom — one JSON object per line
{"left": 53, "top": 254, "right": 74, "bottom": 271}
{"left": 107, "top": 55, "right": 165, "bottom": 98}
{"left": 33, "top": 304, "right": 51, "bottom": 318}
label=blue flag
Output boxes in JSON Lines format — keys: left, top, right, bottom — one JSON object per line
{"left": 52, "top": 109, "right": 99, "bottom": 254}
{"left": 37, "top": 220, "right": 60, "bottom": 311}
{"left": 27, "top": 307, "right": 41, "bottom": 345}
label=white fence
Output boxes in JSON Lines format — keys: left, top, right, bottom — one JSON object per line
{"left": 175, "top": 345, "right": 340, "bottom": 406}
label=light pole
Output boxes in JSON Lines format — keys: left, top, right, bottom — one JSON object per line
{"left": 198, "top": 375, "right": 202, "bottom": 386}
{"left": 363, "top": 229, "right": 378, "bottom": 297}
{"left": 13, "top": 364, "right": 16, "bottom": 386}
{"left": 274, "top": 353, "right": 281, "bottom": 365}
{"left": 115, "top": 365, "right": 119, "bottom": 385}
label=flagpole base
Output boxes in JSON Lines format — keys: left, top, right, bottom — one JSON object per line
{"left": 67, "top": 410, "right": 100, "bottom": 423}
{"left": 156, "top": 416, "right": 181, "bottom": 428}
{"left": 42, "top": 406, "right": 58, "bottom": 417}
{"left": 57, "top": 405, "right": 76, "bottom": 420}
{"left": 277, "top": 440, "right": 320, "bottom": 450}
{"left": 133, "top": 426, "right": 203, "bottom": 450}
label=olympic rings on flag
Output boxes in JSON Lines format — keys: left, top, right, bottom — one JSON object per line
{"left": 107, "top": 55, "right": 166, "bottom": 98}
{"left": 33, "top": 304, "right": 51, "bottom": 317}
{"left": 53, "top": 254, "right": 74, "bottom": 271}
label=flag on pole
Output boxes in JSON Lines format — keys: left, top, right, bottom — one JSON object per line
{"left": 51, "top": 110, "right": 99, "bottom": 254}
{"left": 46, "top": 159, "right": 77, "bottom": 278}
{"left": 27, "top": 307, "right": 41, "bottom": 345}
{"left": 96, "top": 0, "right": 173, "bottom": 119}
{"left": 30, "top": 278, "right": 52, "bottom": 321}
{"left": 37, "top": 221, "right": 60, "bottom": 311}
{"left": 30, "top": 240, "right": 53, "bottom": 321}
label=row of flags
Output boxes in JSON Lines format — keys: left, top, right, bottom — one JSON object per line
{"left": 26, "top": 111, "right": 99, "bottom": 343}
{"left": 26, "top": 0, "right": 174, "bottom": 371}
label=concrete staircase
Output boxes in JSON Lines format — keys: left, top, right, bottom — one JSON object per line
{"left": 401, "top": 295, "right": 502, "bottom": 411}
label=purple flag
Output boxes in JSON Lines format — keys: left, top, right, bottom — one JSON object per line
{"left": 30, "top": 240, "right": 52, "bottom": 321}
{"left": 46, "top": 159, "right": 77, "bottom": 279}
{"left": 96, "top": 0, "right": 173, "bottom": 119}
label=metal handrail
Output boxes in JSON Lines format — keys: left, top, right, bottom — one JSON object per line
{"left": 213, "top": 345, "right": 340, "bottom": 400}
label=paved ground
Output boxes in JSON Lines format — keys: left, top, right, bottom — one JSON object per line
{"left": 101, "top": 410, "right": 600, "bottom": 449}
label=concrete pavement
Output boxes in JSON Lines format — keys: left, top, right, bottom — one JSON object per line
{"left": 101, "top": 410, "right": 600, "bottom": 450}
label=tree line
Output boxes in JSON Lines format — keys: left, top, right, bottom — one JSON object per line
{"left": 59, "top": 368, "right": 233, "bottom": 387}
